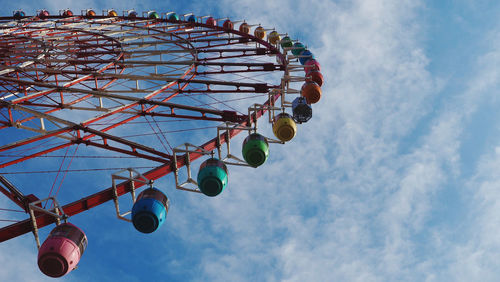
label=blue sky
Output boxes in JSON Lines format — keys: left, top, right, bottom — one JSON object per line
{"left": 1, "top": 0, "right": 500, "bottom": 281}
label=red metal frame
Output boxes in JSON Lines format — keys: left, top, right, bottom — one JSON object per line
{"left": 0, "top": 15, "right": 287, "bottom": 242}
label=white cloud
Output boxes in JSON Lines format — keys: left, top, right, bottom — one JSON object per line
{"left": 426, "top": 24, "right": 500, "bottom": 282}
{"left": 167, "top": 0, "right": 500, "bottom": 281}
{"left": 174, "top": 0, "right": 442, "bottom": 280}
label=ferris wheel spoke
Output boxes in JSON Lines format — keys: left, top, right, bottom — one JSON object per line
{"left": 88, "top": 72, "right": 190, "bottom": 82}
{"left": 0, "top": 140, "right": 74, "bottom": 169}
{"left": 77, "top": 140, "right": 169, "bottom": 163}
{"left": 176, "top": 78, "right": 270, "bottom": 92}
{"left": 7, "top": 92, "right": 105, "bottom": 126}
{"left": 1, "top": 68, "right": 121, "bottom": 104}
{"left": 0, "top": 126, "right": 72, "bottom": 152}
{"left": 0, "top": 123, "right": 174, "bottom": 169}
{"left": 196, "top": 47, "right": 276, "bottom": 60}
{"left": 0, "top": 175, "right": 27, "bottom": 210}
{"left": 196, "top": 61, "right": 280, "bottom": 68}
{"left": 197, "top": 47, "right": 269, "bottom": 53}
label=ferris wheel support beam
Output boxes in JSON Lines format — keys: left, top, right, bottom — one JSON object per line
{"left": 0, "top": 140, "right": 73, "bottom": 169}
{"left": 0, "top": 175, "right": 27, "bottom": 210}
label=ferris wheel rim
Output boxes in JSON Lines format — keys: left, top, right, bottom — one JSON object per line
{"left": 0, "top": 14, "right": 289, "bottom": 242}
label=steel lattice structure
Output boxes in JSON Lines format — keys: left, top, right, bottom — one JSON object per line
{"left": 0, "top": 11, "right": 308, "bottom": 244}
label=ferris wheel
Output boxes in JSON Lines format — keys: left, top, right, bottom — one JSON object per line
{"left": 0, "top": 8, "right": 324, "bottom": 277}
